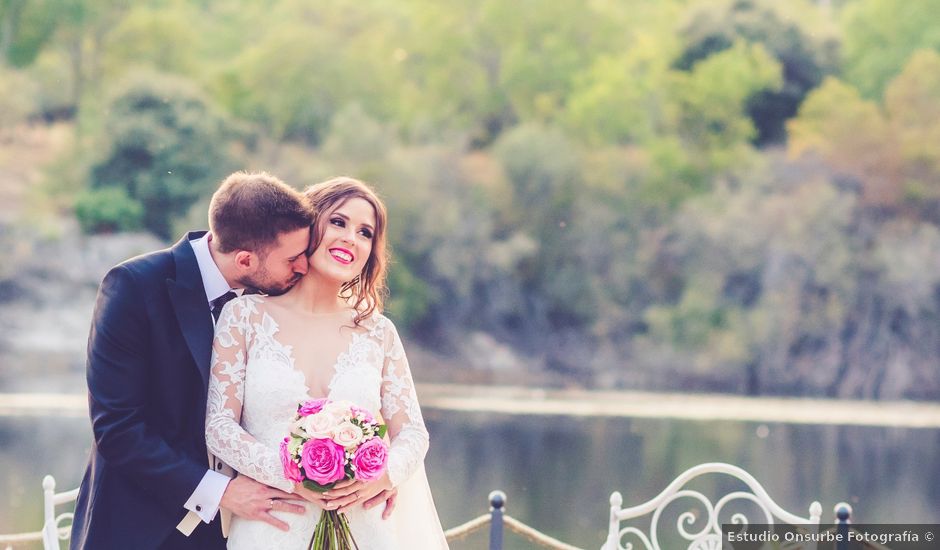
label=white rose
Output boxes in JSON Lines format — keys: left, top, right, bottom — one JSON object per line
{"left": 332, "top": 420, "right": 365, "bottom": 448}
{"left": 301, "top": 411, "right": 336, "bottom": 439}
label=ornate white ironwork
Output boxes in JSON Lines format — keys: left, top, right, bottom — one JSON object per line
{"left": 602, "top": 462, "right": 822, "bottom": 550}
{"left": 41, "top": 475, "right": 78, "bottom": 550}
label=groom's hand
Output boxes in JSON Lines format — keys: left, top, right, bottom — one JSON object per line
{"left": 363, "top": 488, "right": 398, "bottom": 520}
{"left": 220, "top": 476, "right": 304, "bottom": 531}
{"left": 327, "top": 472, "right": 397, "bottom": 519}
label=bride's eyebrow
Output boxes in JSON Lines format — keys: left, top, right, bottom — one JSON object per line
{"left": 332, "top": 211, "right": 375, "bottom": 232}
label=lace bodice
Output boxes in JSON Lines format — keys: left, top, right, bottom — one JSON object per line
{"left": 205, "top": 295, "right": 436, "bottom": 549}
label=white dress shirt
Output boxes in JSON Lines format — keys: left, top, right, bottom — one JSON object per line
{"left": 182, "top": 233, "right": 234, "bottom": 525}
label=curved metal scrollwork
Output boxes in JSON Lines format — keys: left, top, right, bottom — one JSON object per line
{"left": 603, "top": 463, "right": 822, "bottom": 550}
{"left": 53, "top": 512, "right": 74, "bottom": 540}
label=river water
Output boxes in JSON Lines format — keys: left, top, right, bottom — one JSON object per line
{"left": 2, "top": 405, "right": 938, "bottom": 549}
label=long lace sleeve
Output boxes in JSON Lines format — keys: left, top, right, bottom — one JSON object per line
{"left": 205, "top": 298, "right": 293, "bottom": 492}
{"left": 378, "top": 318, "right": 430, "bottom": 488}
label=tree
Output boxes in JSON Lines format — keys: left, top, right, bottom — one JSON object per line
{"left": 74, "top": 187, "right": 144, "bottom": 233}
{"left": 0, "top": 0, "right": 56, "bottom": 66}
{"left": 639, "top": 175, "right": 859, "bottom": 395}
{"left": 884, "top": 49, "right": 940, "bottom": 217}
{"left": 675, "top": 0, "right": 836, "bottom": 144}
{"left": 87, "top": 71, "right": 236, "bottom": 239}
{"left": 0, "top": 65, "right": 39, "bottom": 127}
{"left": 670, "top": 40, "right": 782, "bottom": 171}
{"left": 100, "top": 5, "right": 200, "bottom": 79}
{"left": 213, "top": 0, "right": 403, "bottom": 144}
{"left": 787, "top": 77, "right": 899, "bottom": 206}
{"left": 565, "top": 33, "right": 677, "bottom": 146}
{"left": 841, "top": 0, "right": 940, "bottom": 99}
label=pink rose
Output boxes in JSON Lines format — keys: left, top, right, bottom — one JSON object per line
{"left": 352, "top": 438, "right": 388, "bottom": 481}
{"left": 280, "top": 438, "right": 303, "bottom": 483}
{"left": 301, "top": 438, "right": 347, "bottom": 485}
{"left": 298, "top": 398, "right": 328, "bottom": 417}
{"left": 350, "top": 405, "right": 375, "bottom": 424}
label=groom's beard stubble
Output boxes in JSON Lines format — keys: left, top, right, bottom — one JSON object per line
{"left": 238, "top": 269, "right": 304, "bottom": 296}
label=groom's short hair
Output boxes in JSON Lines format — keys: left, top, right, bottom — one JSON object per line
{"left": 209, "top": 171, "right": 312, "bottom": 255}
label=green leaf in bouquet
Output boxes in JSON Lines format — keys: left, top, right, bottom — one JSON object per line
{"left": 376, "top": 424, "right": 388, "bottom": 438}
{"left": 302, "top": 479, "right": 334, "bottom": 493}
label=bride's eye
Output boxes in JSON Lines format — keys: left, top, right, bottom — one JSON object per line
{"left": 359, "top": 228, "right": 374, "bottom": 239}
{"left": 330, "top": 217, "right": 345, "bottom": 228}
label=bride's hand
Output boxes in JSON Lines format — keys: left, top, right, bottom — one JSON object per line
{"left": 323, "top": 472, "right": 394, "bottom": 514}
{"left": 293, "top": 479, "right": 359, "bottom": 510}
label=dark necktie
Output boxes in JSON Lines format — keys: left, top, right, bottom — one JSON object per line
{"left": 211, "top": 291, "right": 237, "bottom": 322}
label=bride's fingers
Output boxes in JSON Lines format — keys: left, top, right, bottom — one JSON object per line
{"left": 332, "top": 478, "right": 357, "bottom": 490}
{"left": 293, "top": 485, "right": 333, "bottom": 507}
{"left": 337, "top": 486, "right": 384, "bottom": 513}
{"left": 323, "top": 481, "right": 363, "bottom": 500}
{"left": 322, "top": 490, "right": 361, "bottom": 511}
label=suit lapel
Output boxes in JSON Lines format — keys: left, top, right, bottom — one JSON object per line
{"left": 167, "top": 232, "right": 214, "bottom": 389}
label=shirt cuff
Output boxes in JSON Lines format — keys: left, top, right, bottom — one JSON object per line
{"left": 184, "top": 469, "right": 231, "bottom": 523}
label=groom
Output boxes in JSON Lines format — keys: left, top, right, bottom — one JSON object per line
{"left": 70, "top": 172, "right": 395, "bottom": 550}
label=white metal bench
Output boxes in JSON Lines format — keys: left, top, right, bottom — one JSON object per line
{"left": 0, "top": 475, "right": 77, "bottom": 550}
{"left": 0, "top": 464, "right": 851, "bottom": 550}
{"left": 602, "top": 462, "right": 823, "bottom": 550}
{"left": 41, "top": 475, "right": 78, "bottom": 550}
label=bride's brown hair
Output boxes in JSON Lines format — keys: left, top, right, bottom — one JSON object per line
{"left": 303, "top": 177, "right": 389, "bottom": 326}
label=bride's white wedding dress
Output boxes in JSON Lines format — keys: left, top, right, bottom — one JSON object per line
{"left": 205, "top": 295, "right": 449, "bottom": 549}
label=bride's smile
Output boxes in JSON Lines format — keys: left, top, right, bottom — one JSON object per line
{"left": 308, "top": 197, "right": 376, "bottom": 288}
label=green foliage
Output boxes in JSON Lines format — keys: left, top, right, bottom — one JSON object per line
{"left": 101, "top": 6, "right": 200, "bottom": 78}
{"left": 787, "top": 77, "right": 896, "bottom": 204}
{"left": 6, "top": 0, "right": 940, "bottom": 396}
{"left": 488, "top": 0, "right": 620, "bottom": 124}
{"left": 385, "top": 259, "right": 435, "bottom": 333}
{"left": 885, "top": 49, "right": 940, "bottom": 212}
{"left": 213, "top": 0, "right": 403, "bottom": 144}
{"left": 0, "top": 0, "right": 58, "bottom": 67}
{"left": 25, "top": 48, "right": 74, "bottom": 119}
{"left": 87, "top": 71, "right": 236, "bottom": 239}
{"left": 492, "top": 124, "right": 600, "bottom": 329}
{"left": 841, "top": 0, "right": 940, "bottom": 99}
{"left": 322, "top": 103, "right": 394, "bottom": 167}
{"left": 74, "top": 187, "right": 144, "bottom": 233}
{"left": 0, "top": 66, "right": 39, "bottom": 127}
{"left": 675, "top": 0, "right": 836, "bottom": 143}
{"left": 670, "top": 40, "right": 782, "bottom": 169}
{"left": 640, "top": 176, "right": 859, "bottom": 392}
{"left": 493, "top": 123, "right": 579, "bottom": 213}
{"left": 788, "top": 51, "right": 940, "bottom": 215}
{"left": 565, "top": 34, "right": 676, "bottom": 145}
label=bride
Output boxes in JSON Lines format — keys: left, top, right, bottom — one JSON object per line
{"left": 205, "top": 177, "right": 449, "bottom": 549}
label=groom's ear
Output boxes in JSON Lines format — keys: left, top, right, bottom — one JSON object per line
{"left": 234, "top": 250, "right": 255, "bottom": 271}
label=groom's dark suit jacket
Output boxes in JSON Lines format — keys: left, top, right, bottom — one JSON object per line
{"left": 70, "top": 232, "right": 226, "bottom": 550}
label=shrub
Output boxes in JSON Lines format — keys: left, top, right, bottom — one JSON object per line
{"left": 87, "top": 71, "right": 235, "bottom": 238}
{"left": 74, "top": 187, "right": 144, "bottom": 233}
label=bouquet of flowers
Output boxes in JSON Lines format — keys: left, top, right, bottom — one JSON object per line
{"left": 280, "top": 398, "right": 389, "bottom": 550}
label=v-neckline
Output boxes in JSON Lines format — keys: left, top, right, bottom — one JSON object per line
{"left": 259, "top": 310, "right": 359, "bottom": 402}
